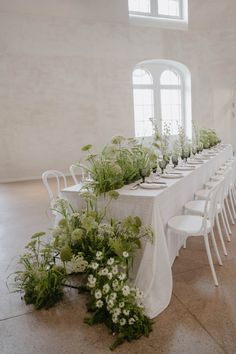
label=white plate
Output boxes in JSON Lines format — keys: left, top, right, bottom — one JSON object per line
{"left": 175, "top": 166, "right": 196, "bottom": 171}
{"left": 140, "top": 183, "right": 167, "bottom": 190}
{"left": 161, "top": 173, "right": 183, "bottom": 179}
{"left": 187, "top": 160, "right": 203, "bottom": 165}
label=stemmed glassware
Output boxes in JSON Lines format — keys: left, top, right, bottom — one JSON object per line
{"left": 158, "top": 159, "right": 167, "bottom": 175}
{"left": 192, "top": 145, "right": 197, "bottom": 156}
{"left": 171, "top": 155, "right": 179, "bottom": 168}
{"left": 139, "top": 168, "right": 148, "bottom": 183}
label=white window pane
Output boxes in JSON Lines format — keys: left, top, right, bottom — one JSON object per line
{"left": 133, "top": 68, "right": 153, "bottom": 85}
{"left": 161, "top": 89, "right": 181, "bottom": 104}
{"left": 160, "top": 70, "right": 181, "bottom": 85}
{"left": 133, "top": 88, "right": 154, "bottom": 137}
{"left": 161, "top": 88, "right": 182, "bottom": 135}
{"left": 128, "top": 0, "right": 151, "bottom": 13}
{"left": 134, "top": 89, "right": 153, "bottom": 105}
{"left": 158, "top": 0, "right": 180, "bottom": 17}
{"left": 161, "top": 105, "right": 172, "bottom": 120}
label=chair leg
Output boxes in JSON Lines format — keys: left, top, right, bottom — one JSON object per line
{"left": 225, "top": 197, "right": 235, "bottom": 224}
{"left": 232, "top": 185, "right": 236, "bottom": 205}
{"left": 210, "top": 229, "right": 223, "bottom": 265}
{"left": 223, "top": 204, "right": 232, "bottom": 235}
{"left": 203, "top": 233, "right": 219, "bottom": 286}
{"left": 216, "top": 214, "right": 228, "bottom": 256}
{"left": 220, "top": 210, "right": 231, "bottom": 241}
{"left": 229, "top": 190, "right": 236, "bottom": 219}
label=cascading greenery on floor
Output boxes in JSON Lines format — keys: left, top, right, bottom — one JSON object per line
{"left": 10, "top": 193, "right": 154, "bottom": 350}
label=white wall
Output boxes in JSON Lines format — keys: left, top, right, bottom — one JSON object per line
{"left": 0, "top": 0, "right": 235, "bottom": 182}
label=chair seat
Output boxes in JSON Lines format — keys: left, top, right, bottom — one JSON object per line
{"left": 205, "top": 181, "right": 217, "bottom": 189}
{"left": 168, "top": 215, "right": 211, "bottom": 236}
{"left": 195, "top": 189, "right": 210, "bottom": 200}
{"left": 185, "top": 200, "right": 207, "bottom": 216}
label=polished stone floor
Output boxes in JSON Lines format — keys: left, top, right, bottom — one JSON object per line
{"left": 0, "top": 180, "right": 236, "bottom": 354}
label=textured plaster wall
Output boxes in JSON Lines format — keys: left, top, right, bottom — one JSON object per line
{"left": 0, "top": 0, "right": 235, "bottom": 181}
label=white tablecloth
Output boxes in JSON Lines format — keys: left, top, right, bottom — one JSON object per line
{"left": 61, "top": 145, "right": 233, "bottom": 319}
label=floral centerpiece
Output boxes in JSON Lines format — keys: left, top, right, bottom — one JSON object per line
{"left": 79, "top": 137, "right": 157, "bottom": 194}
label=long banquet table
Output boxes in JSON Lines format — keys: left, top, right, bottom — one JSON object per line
{"left": 62, "top": 145, "right": 233, "bottom": 319}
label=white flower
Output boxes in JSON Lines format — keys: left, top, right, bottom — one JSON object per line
{"left": 95, "top": 290, "right": 102, "bottom": 299}
{"left": 87, "top": 275, "right": 96, "bottom": 288}
{"left": 113, "top": 307, "right": 121, "bottom": 316}
{"left": 107, "top": 272, "right": 113, "bottom": 280}
{"left": 135, "top": 289, "right": 144, "bottom": 299}
{"left": 112, "top": 279, "right": 119, "bottom": 288}
{"left": 96, "top": 300, "right": 103, "bottom": 308}
{"left": 103, "top": 283, "right": 110, "bottom": 294}
{"left": 107, "top": 258, "right": 114, "bottom": 266}
{"left": 119, "top": 302, "right": 125, "bottom": 308}
{"left": 128, "top": 318, "right": 135, "bottom": 325}
{"left": 90, "top": 262, "right": 99, "bottom": 270}
{"left": 96, "top": 251, "right": 103, "bottom": 260}
{"left": 102, "top": 268, "right": 109, "bottom": 276}
{"left": 122, "top": 285, "right": 130, "bottom": 296}
{"left": 123, "top": 309, "right": 130, "bottom": 316}
{"left": 122, "top": 251, "right": 129, "bottom": 258}
{"left": 120, "top": 318, "right": 126, "bottom": 326}
{"left": 110, "top": 292, "right": 117, "bottom": 301}
{"left": 107, "top": 299, "right": 114, "bottom": 308}
{"left": 118, "top": 273, "right": 126, "bottom": 281}
{"left": 137, "top": 302, "right": 144, "bottom": 309}
{"left": 70, "top": 255, "right": 88, "bottom": 273}
{"left": 112, "top": 314, "right": 119, "bottom": 323}
{"left": 111, "top": 265, "right": 118, "bottom": 275}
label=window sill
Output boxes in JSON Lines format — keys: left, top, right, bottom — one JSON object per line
{"left": 129, "top": 14, "right": 188, "bottom": 31}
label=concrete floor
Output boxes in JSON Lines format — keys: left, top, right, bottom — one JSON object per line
{"left": 0, "top": 180, "right": 236, "bottom": 354}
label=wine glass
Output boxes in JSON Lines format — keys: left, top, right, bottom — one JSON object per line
{"left": 139, "top": 168, "right": 148, "bottom": 183}
{"left": 171, "top": 155, "right": 179, "bottom": 168}
{"left": 192, "top": 146, "right": 197, "bottom": 156}
{"left": 158, "top": 160, "right": 167, "bottom": 175}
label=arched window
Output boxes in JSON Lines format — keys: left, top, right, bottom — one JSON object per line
{"left": 132, "top": 60, "right": 191, "bottom": 138}
{"left": 132, "top": 69, "right": 154, "bottom": 137}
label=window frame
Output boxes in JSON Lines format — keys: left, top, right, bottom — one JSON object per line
{"left": 129, "top": 0, "right": 183, "bottom": 20}
{"left": 128, "top": 0, "right": 188, "bottom": 30}
{"left": 132, "top": 64, "right": 186, "bottom": 138}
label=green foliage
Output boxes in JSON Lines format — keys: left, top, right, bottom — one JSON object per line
{"left": 79, "top": 137, "right": 157, "bottom": 195}
{"left": 86, "top": 255, "right": 152, "bottom": 350}
{"left": 151, "top": 119, "right": 171, "bottom": 158}
{"left": 11, "top": 193, "right": 154, "bottom": 349}
{"left": 199, "top": 128, "right": 220, "bottom": 148}
{"left": 13, "top": 233, "right": 66, "bottom": 309}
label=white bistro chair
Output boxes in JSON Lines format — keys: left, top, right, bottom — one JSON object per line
{"left": 167, "top": 181, "right": 222, "bottom": 286}
{"left": 42, "top": 170, "right": 68, "bottom": 226}
{"left": 184, "top": 177, "right": 228, "bottom": 256}
{"left": 69, "top": 163, "right": 88, "bottom": 184}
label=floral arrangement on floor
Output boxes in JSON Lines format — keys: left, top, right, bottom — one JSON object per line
{"left": 10, "top": 193, "right": 153, "bottom": 350}
{"left": 79, "top": 136, "right": 157, "bottom": 195}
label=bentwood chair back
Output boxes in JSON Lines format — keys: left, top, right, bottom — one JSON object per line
{"left": 42, "top": 170, "right": 67, "bottom": 210}
{"left": 69, "top": 163, "right": 87, "bottom": 184}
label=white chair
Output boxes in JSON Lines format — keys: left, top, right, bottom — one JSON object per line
{"left": 184, "top": 177, "right": 228, "bottom": 256}
{"left": 69, "top": 163, "right": 88, "bottom": 184}
{"left": 195, "top": 168, "right": 232, "bottom": 240}
{"left": 42, "top": 170, "right": 68, "bottom": 225}
{"left": 167, "top": 181, "right": 222, "bottom": 286}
